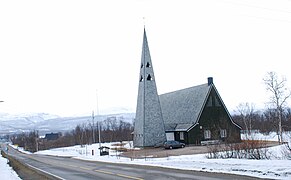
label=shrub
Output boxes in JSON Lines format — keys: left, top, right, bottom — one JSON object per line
{"left": 206, "top": 140, "right": 269, "bottom": 159}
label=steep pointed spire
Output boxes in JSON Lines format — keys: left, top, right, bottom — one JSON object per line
{"left": 140, "top": 28, "right": 155, "bottom": 83}
{"left": 133, "top": 29, "right": 166, "bottom": 147}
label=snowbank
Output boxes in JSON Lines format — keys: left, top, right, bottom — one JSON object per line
{"left": 0, "top": 153, "right": 21, "bottom": 180}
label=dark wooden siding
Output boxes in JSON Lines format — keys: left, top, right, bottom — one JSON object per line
{"left": 187, "top": 126, "right": 201, "bottom": 145}
{"left": 174, "top": 132, "right": 188, "bottom": 144}
{"left": 187, "top": 87, "right": 241, "bottom": 144}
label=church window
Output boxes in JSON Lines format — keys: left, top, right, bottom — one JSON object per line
{"left": 141, "top": 63, "right": 143, "bottom": 68}
{"left": 206, "top": 96, "right": 213, "bottom": 107}
{"left": 204, "top": 130, "right": 211, "bottom": 139}
{"left": 180, "top": 132, "right": 184, "bottom": 140}
{"left": 214, "top": 96, "right": 221, "bottom": 107}
{"left": 147, "top": 74, "right": 152, "bottom": 81}
{"left": 220, "top": 129, "right": 227, "bottom": 138}
{"left": 140, "top": 75, "right": 143, "bottom": 82}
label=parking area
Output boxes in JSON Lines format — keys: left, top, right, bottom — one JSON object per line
{"left": 121, "top": 141, "right": 279, "bottom": 159}
{"left": 122, "top": 145, "right": 210, "bottom": 159}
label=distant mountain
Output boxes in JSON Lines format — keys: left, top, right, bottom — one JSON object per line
{"left": 0, "top": 111, "right": 135, "bottom": 136}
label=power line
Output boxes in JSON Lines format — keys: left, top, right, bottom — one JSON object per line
{"left": 219, "top": 0, "right": 291, "bottom": 14}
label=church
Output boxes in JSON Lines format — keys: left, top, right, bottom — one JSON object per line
{"left": 133, "top": 29, "right": 241, "bottom": 147}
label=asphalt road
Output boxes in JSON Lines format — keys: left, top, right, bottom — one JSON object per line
{"left": 2, "top": 144, "right": 261, "bottom": 180}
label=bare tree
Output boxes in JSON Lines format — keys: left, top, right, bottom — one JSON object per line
{"left": 263, "top": 71, "right": 291, "bottom": 144}
{"left": 262, "top": 108, "right": 277, "bottom": 133}
{"left": 236, "top": 102, "right": 256, "bottom": 138}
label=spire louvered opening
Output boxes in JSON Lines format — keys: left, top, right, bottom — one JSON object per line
{"left": 146, "top": 62, "right": 151, "bottom": 67}
{"left": 147, "top": 74, "right": 152, "bottom": 81}
{"left": 140, "top": 75, "right": 143, "bottom": 82}
{"left": 141, "top": 63, "right": 143, "bottom": 68}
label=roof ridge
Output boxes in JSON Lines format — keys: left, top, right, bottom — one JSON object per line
{"left": 159, "top": 83, "right": 208, "bottom": 96}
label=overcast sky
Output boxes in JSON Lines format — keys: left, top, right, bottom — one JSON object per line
{"left": 1, "top": 0, "right": 291, "bottom": 117}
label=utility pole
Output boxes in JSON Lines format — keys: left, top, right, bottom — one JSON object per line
{"left": 96, "top": 90, "right": 101, "bottom": 148}
{"left": 92, "top": 111, "right": 95, "bottom": 143}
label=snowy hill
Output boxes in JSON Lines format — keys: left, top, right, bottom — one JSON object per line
{"left": 0, "top": 112, "right": 135, "bottom": 135}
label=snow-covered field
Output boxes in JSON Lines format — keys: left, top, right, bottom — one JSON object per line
{"left": 2, "top": 132, "right": 291, "bottom": 180}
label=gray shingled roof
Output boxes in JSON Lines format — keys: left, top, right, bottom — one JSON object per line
{"left": 159, "top": 83, "right": 211, "bottom": 131}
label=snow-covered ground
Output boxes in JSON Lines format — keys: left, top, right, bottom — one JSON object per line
{"left": 2, "top": 132, "right": 291, "bottom": 180}
{"left": 0, "top": 152, "right": 21, "bottom": 180}
{"left": 32, "top": 142, "right": 291, "bottom": 180}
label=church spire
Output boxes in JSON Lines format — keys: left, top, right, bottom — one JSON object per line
{"left": 133, "top": 28, "right": 166, "bottom": 147}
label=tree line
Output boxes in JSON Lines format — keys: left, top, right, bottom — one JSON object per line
{"left": 10, "top": 116, "right": 133, "bottom": 152}
{"left": 233, "top": 105, "right": 291, "bottom": 134}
